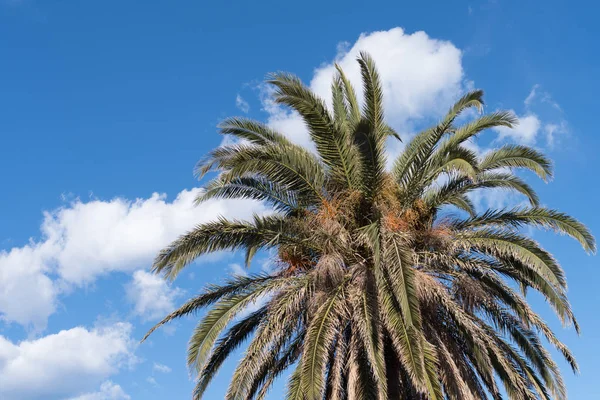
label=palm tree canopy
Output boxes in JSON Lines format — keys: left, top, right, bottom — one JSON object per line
{"left": 144, "top": 53, "right": 595, "bottom": 400}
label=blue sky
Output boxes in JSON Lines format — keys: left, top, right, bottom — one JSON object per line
{"left": 0, "top": 0, "right": 599, "bottom": 399}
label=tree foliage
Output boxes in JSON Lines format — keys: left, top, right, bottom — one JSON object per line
{"left": 144, "top": 53, "right": 594, "bottom": 400}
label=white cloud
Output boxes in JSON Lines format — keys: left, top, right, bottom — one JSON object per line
{"left": 235, "top": 94, "right": 250, "bottom": 113}
{"left": 544, "top": 121, "right": 568, "bottom": 149}
{"left": 468, "top": 187, "right": 527, "bottom": 213}
{"left": 67, "top": 381, "right": 130, "bottom": 400}
{"left": 524, "top": 84, "right": 539, "bottom": 107}
{"left": 44, "top": 188, "right": 263, "bottom": 284}
{"left": 229, "top": 262, "right": 248, "bottom": 277}
{"left": 0, "top": 323, "right": 135, "bottom": 400}
{"left": 0, "top": 188, "right": 266, "bottom": 329}
{"left": 494, "top": 113, "right": 541, "bottom": 144}
{"left": 126, "top": 270, "right": 181, "bottom": 322}
{"left": 146, "top": 376, "right": 158, "bottom": 386}
{"left": 152, "top": 362, "right": 171, "bottom": 373}
{"left": 0, "top": 245, "right": 58, "bottom": 330}
{"left": 541, "top": 92, "right": 562, "bottom": 111}
{"left": 521, "top": 84, "right": 567, "bottom": 147}
{"left": 263, "top": 27, "right": 464, "bottom": 149}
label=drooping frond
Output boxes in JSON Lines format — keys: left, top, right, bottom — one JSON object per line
{"left": 196, "top": 176, "right": 301, "bottom": 212}
{"left": 193, "top": 308, "right": 266, "bottom": 398}
{"left": 479, "top": 144, "right": 553, "bottom": 181}
{"left": 454, "top": 228, "right": 566, "bottom": 289}
{"left": 454, "top": 206, "right": 596, "bottom": 253}
{"left": 226, "top": 276, "right": 312, "bottom": 399}
{"left": 142, "top": 274, "right": 273, "bottom": 341}
{"left": 425, "top": 171, "right": 541, "bottom": 210}
{"left": 153, "top": 215, "right": 294, "bottom": 280}
{"left": 352, "top": 288, "right": 387, "bottom": 400}
{"left": 300, "top": 280, "right": 348, "bottom": 400}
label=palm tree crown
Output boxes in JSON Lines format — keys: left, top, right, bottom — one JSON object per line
{"left": 144, "top": 53, "right": 595, "bottom": 400}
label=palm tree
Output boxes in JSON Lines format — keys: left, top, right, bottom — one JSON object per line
{"left": 143, "top": 53, "right": 594, "bottom": 400}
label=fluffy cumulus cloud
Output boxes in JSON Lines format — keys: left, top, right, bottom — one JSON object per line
{"left": 0, "top": 323, "right": 135, "bottom": 400}
{"left": 44, "top": 189, "right": 264, "bottom": 284}
{"left": 126, "top": 270, "right": 182, "bottom": 322}
{"left": 67, "top": 381, "right": 130, "bottom": 400}
{"left": 0, "top": 245, "right": 58, "bottom": 329}
{"left": 0, "top": 188, "right": 266, "bottom": 329}
{"left": 264, "top": 27, "right": 464, "bottom": 148}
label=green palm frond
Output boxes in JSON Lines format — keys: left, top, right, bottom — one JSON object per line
{"left": 479, "top": 144, "right": 553, "bottom": 181}
{"left": 268, "top": 72, "right": 363, "bottom": 191}
{"left": 141, "top": 274, "right": 273, "bottom": 341}
{"left": 187, "top": 278, "right": 290, "bottom": 373}
{"left": 454, "top": 228, "right": 566, "bottom": 289}
{"left": 218, "top": 117, "right": 292, "bottom": 146}
{"left": 286, "top": 360, "right": 305, "bottom": 400}
{"left": 424, "top": 145, "right": 480, "bottom": 187}
{"left": 193, "top": 308, "right": 266, "bottom": 398}
{"left": 300, "top": 280, "right": 348, "bottom": 400}
{"left": 226, "top": 277, "right": 312, "bottom": 399}
{"left": 335, "top": 63, "right": 361, "bottom": 127}
{"left": 253, "top": 334, "right": 304, "bottom": 400}
{"left": 353, "top": 290, "right": 387, "bottom": 400}
{"left": 437, "top": 111, "right": 517, "bottom": 155}
{"left": 376, "top": 265, "right": 427, "bottom": 392}
{"left": 152, "top": 215, "right": 293, "bottom": 280}
{"left": 331, "top": 75, "right": 350, "bottom": 130}
{"left": 426, "top": 171, "right": 541, "bottom": 209}
{"left": 455, "top": 206, "right": 596, "bottom": 253}
{"left": 216, "top": 143, "right": 328, "bottom": 203}
{"left": 197, "top": 176, "right": 301, "bottom": 212}
{"left": 354, "top": 52, "right": 388, "bottom": 198}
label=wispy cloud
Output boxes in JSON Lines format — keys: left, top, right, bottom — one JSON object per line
{"left": 229, "top": 262, "right": 249, "bottom": 277}
{"left": 544, "top": 121, "right": 568, "bottom": 149}
{"left": 153, "top": 362, "right": 172, "bottom": 374}
{"left": 524, "top": 84, "right": 539, "bottom": 107}
{"left": 236, "top": 94, "right": 250, "bottom": 113}
{"left": 521, "top": 84, "right": 568, "bottom": 147}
